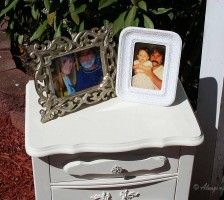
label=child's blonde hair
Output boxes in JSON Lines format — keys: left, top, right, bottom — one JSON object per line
{"left": 54, "top": 54, "right": 76, "bottom": 96}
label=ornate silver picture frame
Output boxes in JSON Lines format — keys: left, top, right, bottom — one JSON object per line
{"left": 116, "top": 27, "right": 182, "bottom": 106}
{"left": 30, "top": 24, "right": 116, "bottom": 123}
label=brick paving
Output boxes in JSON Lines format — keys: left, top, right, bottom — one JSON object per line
{"left": 0, "top": 19, "right": 35, "bottom": 199}
{"left": 0, "top": 23, "right": 31, "bottom": 130}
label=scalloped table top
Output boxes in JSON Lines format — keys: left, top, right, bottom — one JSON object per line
{"left": 25, "top": 81, "right": 203, "bottom": 157}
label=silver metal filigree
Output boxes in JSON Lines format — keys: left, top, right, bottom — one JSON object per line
{"left": 120, "top": 190, "right": 140, "bottom": 200}
{"left": 91, "top": 192, "right": 112, "bottom": 200}
{"left": 111, "top": 166, "right": 123, "bottom": 174}
{"left": 30, "top": 24, "right": 117, "bottom": 123}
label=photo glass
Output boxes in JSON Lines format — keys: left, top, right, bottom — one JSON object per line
{"left": 131, "top": 43, "right": 166, "bottom": 91}
{"left": 51, "top": 47, "right": 103, "bottom": 98}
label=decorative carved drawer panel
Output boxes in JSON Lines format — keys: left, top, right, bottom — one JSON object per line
{"left": 51, "top": 179, "right": 177, "bottom": 200}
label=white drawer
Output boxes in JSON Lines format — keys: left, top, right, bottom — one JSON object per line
{"left": 49, "top": 147, "right": 180, "bottom": 183}
{"left": 51, "top": 178, "right": 177, "bottom": 200}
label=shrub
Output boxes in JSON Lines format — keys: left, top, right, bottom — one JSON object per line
{"left": 0, "top": 0, "right": 204, "bottom": 44}
{"left": 0, "top": 0, "right": 206, "bottom": 109}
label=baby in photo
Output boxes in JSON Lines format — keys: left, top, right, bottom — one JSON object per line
{"left": 132, "top": 48, "right": 155, "bottom": 89}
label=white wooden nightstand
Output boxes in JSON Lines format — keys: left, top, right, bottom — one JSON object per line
{"left": 25, "top": 80, "right": 203, "bottom": 200}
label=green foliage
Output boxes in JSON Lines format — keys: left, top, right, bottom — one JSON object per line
{"left": 98, "top": 0, "right": 115, "bottom": 10}
{"left": 0, "top": 0, "right": 19, "bottom": 18}
{"left": 0, "top": 0, "right": 205, "bottom": 46}
{"left": 124, "top": 6, "right": 137, "bottom": 27}
{"left": 143, "top": 14, "right": 154, "bottom": 28}
{"left": 30, "top": 20, "right": 48, "bottom": 42}
{"left": 0, "top": 0, "right": 205, "bottom": 109}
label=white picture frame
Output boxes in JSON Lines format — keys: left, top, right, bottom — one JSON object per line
{"left": 116, "top": 27, "right": 182, "bottom": 106}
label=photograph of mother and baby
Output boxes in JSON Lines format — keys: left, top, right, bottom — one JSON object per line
{"left": 132, "top": 43, "right": 166, "bottom": 91}
{"left": 51, "top": 47, "right": 103, "bottom": 98}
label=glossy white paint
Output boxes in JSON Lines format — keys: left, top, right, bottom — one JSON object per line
{"left": 25, "top": 81, "right": 203, "bottom": 157}
{"left": 25, "top": 80, "right": 203, "bottom": 199}
{"left": 63, "top": 156, "right": 166, "bottom": 176}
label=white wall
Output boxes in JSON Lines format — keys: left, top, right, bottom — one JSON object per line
{"left": 190, "top": 0, "right": 224, "bottom": 199}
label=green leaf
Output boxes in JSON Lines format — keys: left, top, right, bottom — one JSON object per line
{"left": 143, "top": 14, "right": 154, "bottom": 28}
{"left": 131, "top": 0, "right": 139, "bottom": 6}
{"left": 30, "top": 20, "right": 48, "bottom": 42}
{"left": 63, "top": 11, "right": 70, "bottom": 18}
{"left": 75, "top": 4, "right": 87, "bottom": 14}
{"left": 133, "top": 17, "right": 140, "bottom": 27}
{"left": 71, "top": 12, "right": 80, "bottom": 25}
{"left": 47, "top": 11, "right": 56, "bottom": 26}
{"left": 68, "top": 1, "right": 80, "bottom": 24}
{"left": 54, "top": 23, "right": 62, "bottom": 38}
{"left": 69, "top": 0, "right": 76, "bottom": 3}
{"left": 124, "top": 6, "right": 137, "bottom": 27}
{"left": 0, "top": 0, "right": 19, "bottom": 18}
{"left": 168, "top": 12, "right": 174, "bottom": 20}
{"left": 53, "top": 13, "right": 57, "bottom": 31}
{"left": 18, "top": 35, "right": 24, "bottom": 44}
{"left": 98, "top": 0, "right": 115, "bottom": 10}
{"left": 138, "top": 1, "right": 147, "bottom": 11}
{"left": 14, "top": 32, "right": 18, "bottom": 42}
{"left": 79, "top": 21, "right": 85, "bottom": 32}
{"left": 151, "top": 8, "right": 172, "bottom": 15}
{"left": 69, "top": 3, "right": 75, "bottom": 13}
{"left": 9, "top": 21, "right": 14, "bottom": 30}
{"left": 112, "top": 11, "right": 126, "bottom": 34}
{"left": 31, "top": 5, "right": 40, "bottom": 19}
{"left": 44, "top": 0, "right": 50, "bottom": 12}
{"left": 103, "top": 19, "right": 109, "bottom": 26}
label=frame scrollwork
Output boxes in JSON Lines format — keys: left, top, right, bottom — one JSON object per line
{"left": 30, "top": 24, "right": 117, "bottom": 123}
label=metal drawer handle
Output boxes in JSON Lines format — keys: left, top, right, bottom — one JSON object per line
{"left": 111, "top": 166, "right": 123, "bottom": 174}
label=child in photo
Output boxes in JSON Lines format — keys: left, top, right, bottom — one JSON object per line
{"left": 131, "top": 48, "right": 155, "bottom": 89}
{"left": 53, "top": 54, "right": 76, "bottom": 97}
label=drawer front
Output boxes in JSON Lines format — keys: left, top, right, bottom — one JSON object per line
{"left": 52, "top": 179, "right": 177, "bottom": 200}
{"left": 49, "top": 147, "right": 180, "bottom": 183}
